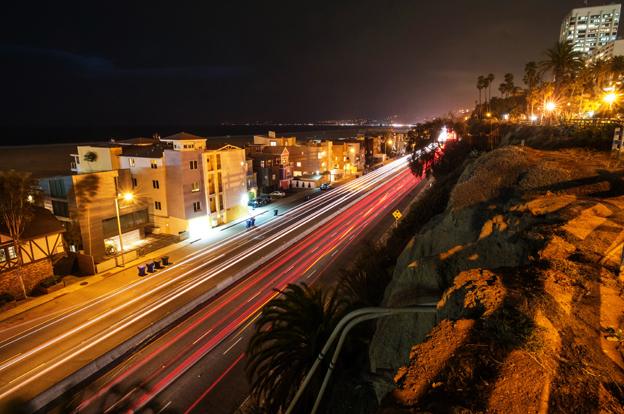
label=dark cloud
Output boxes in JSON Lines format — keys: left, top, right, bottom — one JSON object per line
{"left": 0, "top": 0, "right": 585, "bottom": 127}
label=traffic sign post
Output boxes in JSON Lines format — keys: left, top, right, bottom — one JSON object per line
{"left": 392, "top": 209, "right": 402, "bottom": 228}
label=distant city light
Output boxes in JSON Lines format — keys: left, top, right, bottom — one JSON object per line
{"left": 587, "top": 111, "right": 595, "bottom": 118}
{"left": 437, "top": 126, "right": 448, "bottom": 142}
{"left": 530, "top": 114, "right": 538, "bottom": 122}
{"left": 502, "top": 113, "right": 510, "bottom": 120}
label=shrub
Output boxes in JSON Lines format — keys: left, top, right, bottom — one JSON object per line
{"left": 0, "top": 293, "right": 15, "bottom": 306}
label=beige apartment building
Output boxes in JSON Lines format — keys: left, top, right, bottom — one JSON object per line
{"left": 42, "top": 132, "right": 249, "bottom": 269}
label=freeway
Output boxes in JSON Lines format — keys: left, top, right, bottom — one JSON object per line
{"left": 70, "top": 156, "right": 429, "bottom": 414}
{"left": 0, "top": 153, "right": 427, "bottom": 412}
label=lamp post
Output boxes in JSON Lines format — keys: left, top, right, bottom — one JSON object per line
{"left": 114, "top": 192, "right": 134, "bottom": 266}
{"left": 385, "top": 139, "right": 393, "bottom": 158}
{"left": 604, "top": 92, "right": 617, "bottom": 116}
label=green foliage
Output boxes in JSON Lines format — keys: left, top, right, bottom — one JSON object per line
{"left": 246, "top": 283, "right": 348, "bottom": 414}
{"left": 540, "top": 40, "right": 583, "bottom": 85}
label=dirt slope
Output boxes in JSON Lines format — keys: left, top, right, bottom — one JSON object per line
{"left": 373, "top": 146, "right": 624, "bottom": 413}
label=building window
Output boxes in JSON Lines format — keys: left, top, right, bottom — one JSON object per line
{"left": 189, "top": 160, "right": 198, "bottom": 170}
{"left": 154, "top": 201, "right": 162, "bottom": 210}
{"left": 193, "top": 201, "right": 201, "bottom": 212}
{"left": 191, "top": 181, "right": 200, "bottom": 192}
{"left": 0, "top": 249, "right": 5, "bottom": 263}
{"left": 7, "top": 246, "right": 17, "bottom": 260}
{"left": 49, "top": 179, "right": 67, "bottom": 198}
{"left": 52, "top": 200, "right": 69, "bottom": 218}
{"left": 152, "top": 180, "right": 160, "bottom": 189}
{"left": 296, "top": 162, "right": 302, "bottom": 167}
{"left": 129, "top": 158, "right": 136, "bottom": 167}
{"left": 132, "top": 177, "right": 138, "bottom": 187}
{"left": 151, "top": 160, "right": 158, "bottom": 169}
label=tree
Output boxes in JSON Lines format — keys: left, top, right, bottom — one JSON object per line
{"left": 540, "top": 41, "right": 583, "bottom": 87}
{"left": 485, "top": 73, "right": 495, "bottom": 111}
{"left": 246, "top": 283, "right": 347, "bottom": 413}
{"left": 0, "top": 170, "right": 39, "bottom": 298}
{"left": 477, "top": 75, "right": 486, "bottom": 115}
{"left": 523, "top": 61, "right": 541, "bottom": 115}
{"left": 498, "top": 73, "right": 516, "bottom": 98}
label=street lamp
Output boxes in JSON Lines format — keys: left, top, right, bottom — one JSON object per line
{"left": 385, "top": 139, "right": 393, "bottom": 157}
{"left": 114, "top": 192, "right": 134, "bottom": 266}
{"left": 545, "top": 101, "right": 556, "bottom": 112}
{"left": 604, "top": 92, "right": 617, "bottom": 113}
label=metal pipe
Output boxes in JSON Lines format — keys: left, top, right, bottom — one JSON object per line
{"left": 285, "top": 305, "right": 437, "bottom": 414}
{"left": 310, "top": 306, "right": 436, "bottom": 414}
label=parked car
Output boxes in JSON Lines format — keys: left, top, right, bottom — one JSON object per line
{"left": 320, "top": 183, "right": 331, "bottom": 190}
{"left": 257, "top": 195, "right": 272, "bottom": 204}
{"left": 269, "top": 190, "right": 286, "bottom": 197}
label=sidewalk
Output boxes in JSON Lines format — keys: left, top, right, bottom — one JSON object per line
{"left": 0, "top": 186, "right": 324, "bottom": 323}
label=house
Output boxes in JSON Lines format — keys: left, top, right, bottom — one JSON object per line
{"left": 0, "top": 207, "right": 66, "bottom": 298}
{"left": 247, "top": 146, "right": 292, "bottom": 191}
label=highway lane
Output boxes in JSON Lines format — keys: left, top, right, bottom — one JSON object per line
{"left": 0, "top": 154, "right": 426, "bottom": 409}
{"left": 67, "top": 160, "right": 428, "bottom": 414}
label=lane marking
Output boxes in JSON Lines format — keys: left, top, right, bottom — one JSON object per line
{"left": 223, "top": 337, "right": 244, "bottom": 356}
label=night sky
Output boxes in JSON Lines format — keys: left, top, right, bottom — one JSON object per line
{"left": 0, "top": 1, "right": 587, "bottom": 127}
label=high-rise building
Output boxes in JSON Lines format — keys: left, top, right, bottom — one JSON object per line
{"left": 560, "top": 4, "right": 621, "bottom": 54}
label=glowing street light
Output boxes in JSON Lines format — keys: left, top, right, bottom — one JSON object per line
{"left": 604, "top": 92, "right": 617, "bottom": 112}
{"left": 545, "top": 101, "right": 557, "bottom": 112}
{"left": 485, "top": 112, "right": 492, "bottom": 118}
{"left": 122, "top": 192, "right": 134, "bottom": 202}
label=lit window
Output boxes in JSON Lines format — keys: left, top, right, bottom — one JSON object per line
{"left": 129, "top": 158, "right": 135, "bottom": 167}
{"left": 191, "top": 182, "right": 200, "bottom": 192}
{"left": 296, "top": 162, "right": 302, "bottom": 167}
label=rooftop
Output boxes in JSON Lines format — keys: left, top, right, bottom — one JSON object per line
{"left": 161, "top": 131, "right": 206, "bottom": 141}
{"left": 0, "top": 206, "right": 65, "bottom": 240}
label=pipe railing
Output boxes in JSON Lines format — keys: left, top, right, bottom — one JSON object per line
{"left": 285, "top": 305, "right": 437, "bottom": 414}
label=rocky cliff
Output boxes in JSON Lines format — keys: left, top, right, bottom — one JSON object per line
{"left": 370, "top": 146, "right": 624, "bottom": 413}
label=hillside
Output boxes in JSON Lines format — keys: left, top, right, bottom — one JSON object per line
{"left": 370, "top": 146, "right": 624, "bottom": 413}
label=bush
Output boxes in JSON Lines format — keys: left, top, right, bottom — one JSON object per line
{"left": 30, "top": 276, "right": 61, "bottom": 296}
{"left": 0, "top": 293, "right": 15, "bottom": 306}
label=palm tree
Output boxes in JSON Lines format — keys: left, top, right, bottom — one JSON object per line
{"left": 485, "top": 73, "right": 495, "bottom": 111}
{"left": 477, "top": 75, "right": 486, "bottom": 115}
{"left": 498, "top": 73, "right": 515, "bottom": 98}
{"left": 540, "top": 41, "right": 583, "bottom": 87}
{"left": 246, "top": 283, "right": 348, "bottom": 413}
{"left": 523, "top": 61, "right": 541, "bottom": 115}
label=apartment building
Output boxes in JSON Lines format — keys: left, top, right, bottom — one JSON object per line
{"left": 330, "top": 140, "right": 364, "bottom": 180}
{"left": 560, "top": 4, "right": 621, "bottom": 54}
{"left": 253, "top": 131, "right": 297, "bottom": 147}
{"left": 288, "top": 140, "right": 333, "bottom": 177}
{"left": 39, "top": 168, "right": 147, "bottom": 266}
{"left": 200, "top": 144, "right": 248, "bottom": 232}
{"left": 41, "top": 132, "right": 250, "bottom": 268}
{"left": 247, "top": 146, "right": 292, "bottom": 191}
{"left": 590, "top": 38, "right": 624, "bottom": 61}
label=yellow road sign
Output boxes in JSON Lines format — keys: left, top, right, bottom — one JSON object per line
{"left": 392, "top": 210, "right": 402, "bottom": 220}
